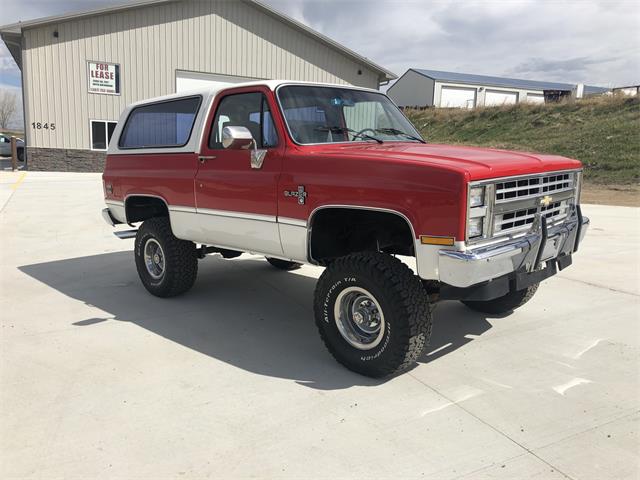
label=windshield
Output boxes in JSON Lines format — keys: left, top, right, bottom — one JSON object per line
{"left": 277, "top": 85, "right": 424, "bottom": 145}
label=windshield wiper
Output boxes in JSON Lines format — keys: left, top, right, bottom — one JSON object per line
{"left": 315, "top": 126, "right": 383, "bottom": 144}
{"left": 374, "top": 128, "right": 426, "bottom": 143}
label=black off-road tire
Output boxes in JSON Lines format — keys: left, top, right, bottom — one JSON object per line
{"left": 266, "top": 257, "right": 302, "bottom": 271}
{"left": 134, "top": 217, "right": 198, "bottom": 298}
{"left": 462, "top": 283, "right": 539, "bottom": 315}
{"left": 313, "top": 252, "right": 432, "bottom": 378}
{"left": 17, "top": 148, "right": 25, "bottom": 162}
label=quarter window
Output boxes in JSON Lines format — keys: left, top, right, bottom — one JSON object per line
{"left": 90, "top": 120, "right": 118, "bottom": 151}
{"left": 119, "top": 96, "right": 202, "bottom": 149}
{"left": 209, "top": 92, "right": 278, "bottom": 149}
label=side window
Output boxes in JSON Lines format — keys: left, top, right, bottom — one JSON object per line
{"left": 119, "top": 96, "right": 201, "bottom": 149}
{"left": 91, "top": 120, "right": 118, "bottom": 151}
{"left": 209, "top": 93, "right": 278, "bottom": 149}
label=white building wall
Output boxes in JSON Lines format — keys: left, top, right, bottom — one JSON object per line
{"left": 21, "top": 0, "right": 381, "bottom": 150}
{"left": 433, "top": 81, "right": 545, "bottom": 108}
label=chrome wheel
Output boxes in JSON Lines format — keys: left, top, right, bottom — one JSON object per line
{"left": 334, "top": 287, "right": 385, "bottom": 350}
{"left": 143, "top": 238, "right": 165, "bottom": 280}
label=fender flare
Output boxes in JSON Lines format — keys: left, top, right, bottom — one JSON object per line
{"left": 306, "top": 204, "right": 418, "bottom": 264}
{"left": 123, "top": 193, "right": 170, "bottom": 224}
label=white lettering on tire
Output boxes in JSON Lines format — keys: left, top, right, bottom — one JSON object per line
{"left": 360, "top": 324, "right": 391, "bottom": 361}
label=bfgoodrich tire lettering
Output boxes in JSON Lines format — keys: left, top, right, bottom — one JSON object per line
{"left": 134, "top": 217, "right": 198, "bottom": 298}
{"left": 313, "top": 252, "right": 432, "bottom": 378}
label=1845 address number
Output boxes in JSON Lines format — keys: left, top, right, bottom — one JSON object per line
{"left": 31, "top": 122, "right": 56, "bottom": 131}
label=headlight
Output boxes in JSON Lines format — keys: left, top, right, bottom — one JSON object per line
{"left": 469, "top": 186, "right": 485, "bottom": 207}
{"left": 468, "top": 217, "right": 484, "bottom": 238}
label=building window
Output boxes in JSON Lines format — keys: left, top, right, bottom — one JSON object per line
{"left": 118, "top": 96, "right": 202, "bottom": 149}
{"left": 91, "top": 120, "right": 118, "bottom": 151}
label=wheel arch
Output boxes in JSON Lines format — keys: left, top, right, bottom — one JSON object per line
{"left": 124, "top": 193, "right": 170, "bottom": 224}
{"left": 307, "top": 205, "right": 418, "bottom": 265}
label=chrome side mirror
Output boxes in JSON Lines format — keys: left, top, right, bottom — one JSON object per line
{"left": 221, "top": 126, "right": 254, "bottom": 150}
{"left": 221, "top": 125, "right": 267, "bottom": 170}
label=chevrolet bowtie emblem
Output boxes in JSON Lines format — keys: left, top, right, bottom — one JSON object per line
{"left": 540, "top": 195, "right": 553, "bottom": 207}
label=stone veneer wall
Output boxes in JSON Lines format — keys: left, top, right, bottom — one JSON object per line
{"left": 27, "top": 148, "right": 106, "bottom": 172}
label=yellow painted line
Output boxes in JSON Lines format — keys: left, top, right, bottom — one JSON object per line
{"left": 11, "top": 172, "right": 26, "bottom": 190}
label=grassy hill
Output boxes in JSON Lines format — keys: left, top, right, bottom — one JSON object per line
{"left": 405, "top": 95, "right": 640, "bottom": 186}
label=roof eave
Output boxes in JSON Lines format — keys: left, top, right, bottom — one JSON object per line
{"left": 0, "top": 0, "right": 175, "bottom": 34}
{"left": 0, "top": 31, "right": 22, "bottom": 69}
{"left": 410, "top": 68, "right": 436, "bottom": 81}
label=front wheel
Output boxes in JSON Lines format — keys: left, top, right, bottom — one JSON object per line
{"left": 462, "top": 284, "right": 539, "bottom": 315}
{"left": 313, "top": 252, "right": 432, "bottom": 378}
{"left": 134, "top": 217, "right": 198, "bottom": 298}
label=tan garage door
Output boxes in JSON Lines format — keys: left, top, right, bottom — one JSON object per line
{"left": 440, "top": 87, "right": 477, "bottom": 108}
{"left": 526, "top": 93, "right": 545, "bottom": 104}
{"left": 485, "top": 90, "right": 518, "bottom": 106}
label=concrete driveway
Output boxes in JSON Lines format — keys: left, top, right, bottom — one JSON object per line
{"left": 1, "top": 172, "right": 638, "bottom": 480}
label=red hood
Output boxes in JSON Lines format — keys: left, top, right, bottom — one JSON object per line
{"left": 313, "top": 142, "right": 582, "bottom": 180}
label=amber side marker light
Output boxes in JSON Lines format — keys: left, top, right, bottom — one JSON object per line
{"left": 420, "top": 235, "right": 455, "bottom": 246}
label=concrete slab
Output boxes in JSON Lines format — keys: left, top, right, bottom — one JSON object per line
{"left": 1, "top": 172, "right": 639, "bottom": 479}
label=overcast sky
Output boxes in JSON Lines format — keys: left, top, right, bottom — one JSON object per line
{"left": 1, "top": 0, "right": 639, "bottom": 104}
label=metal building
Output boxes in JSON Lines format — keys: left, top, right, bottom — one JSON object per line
{"left": 388, "top": 68, "right": 609, "bottom": 109}
{"left": 0, "top": 0, "right": 395, "bottom": 171}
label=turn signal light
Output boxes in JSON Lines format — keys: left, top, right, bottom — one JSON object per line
{"left": 420, "top": 235, "right": 455, "bottom": 246}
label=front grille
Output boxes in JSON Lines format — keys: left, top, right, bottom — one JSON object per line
{"left": 495, "top": 172, "right": 573, "bottom": 203}
{"left": 467, "top": 170, "right": 580, "bottom": 243}
{"left": 494, "top": 199, "right": 571, "bottom": 235}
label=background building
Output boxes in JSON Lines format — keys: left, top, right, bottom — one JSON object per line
{"left": 0, "top": 0, "right": 395, "bottom": 172}
{"left": 388, "top": 68, "right": 609, "bottom": 109}
{"left": 612, "top": 85, "right": 639, "bottom": 96}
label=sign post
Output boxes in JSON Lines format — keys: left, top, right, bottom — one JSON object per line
{"left": 10, "top": 136, "right": 18, "bottom": 171}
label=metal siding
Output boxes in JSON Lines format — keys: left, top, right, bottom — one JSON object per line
{"left": 22, "top": 0, "right": 380, "bottom": 150}
{"left": 387, "top": 70, "right": 434, "bottom": 108}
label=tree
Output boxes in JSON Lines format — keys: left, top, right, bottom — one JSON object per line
{"left": 0, "top": 91, "right": 17, "bottom": 130}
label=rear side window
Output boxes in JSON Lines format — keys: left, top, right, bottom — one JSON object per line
{"left": 119, "top": 96, "right": 202, "bottom": 149}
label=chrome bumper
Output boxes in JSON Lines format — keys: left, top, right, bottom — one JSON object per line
{"left": 439, "top": 208, "right": 589, "bottom": 288}
{"left": 102, "top": 208, "right": 117, "bottom": 227}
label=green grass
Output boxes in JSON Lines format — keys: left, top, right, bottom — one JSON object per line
{"left": 405, "top": 96, "right": 640, "bottom": 185}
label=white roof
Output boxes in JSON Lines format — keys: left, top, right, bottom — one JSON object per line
{"left": 130, "top": 80, "right": 382, "bottom": 107}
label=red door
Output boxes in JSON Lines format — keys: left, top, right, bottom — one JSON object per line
{"left": 194, "top": 87, "right": 285, "bottom": 255}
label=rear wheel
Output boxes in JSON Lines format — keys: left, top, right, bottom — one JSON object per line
{"left": 314, "top": 252, "right": 432, "bottom": 378}
{"left": 266, "top": 257, "right": 302, "bottom": 271}
{"left": 134, "top": 217, "right": 198, "bottom": 297}
{"left": 462, "top": 284, "right": 539, "bottom": 314}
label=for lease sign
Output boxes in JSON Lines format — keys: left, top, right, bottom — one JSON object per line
{"left": 88, "top": 61, "right": 120, "bottom": 95}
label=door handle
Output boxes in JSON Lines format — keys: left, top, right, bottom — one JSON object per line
{"left": 199, "top": 156, "right": 216, "bottom": 164}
